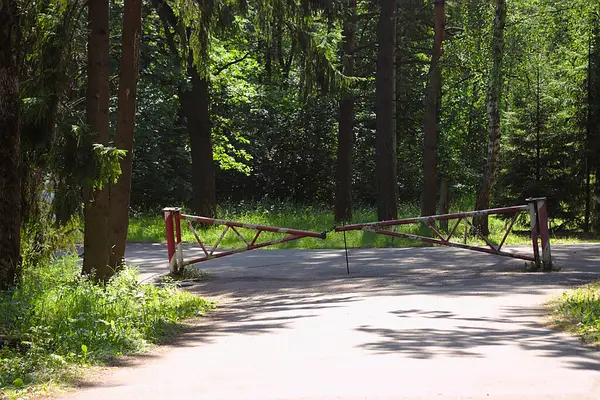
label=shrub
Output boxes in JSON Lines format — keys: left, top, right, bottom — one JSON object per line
{"left": 0, "top": 255, "right": 213, "bottom": 389}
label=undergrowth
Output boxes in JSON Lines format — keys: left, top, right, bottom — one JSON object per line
{"left": 551, "top": 282, "right": 600, "bottom": 344}
{"left": 0, "top": 256, "right": 214, "bottom": 397}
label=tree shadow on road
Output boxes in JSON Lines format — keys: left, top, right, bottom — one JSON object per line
{"left": 357, "top": 305, "right": 600, "bottom": 371}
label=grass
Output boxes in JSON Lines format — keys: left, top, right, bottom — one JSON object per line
{"left": 128, "top": 203, "right": 599, "bottom": 249}
{"left": 550, "top": 282, "right": 600, "bottom": 345}
{"left": 0, "top": 256, "right": 214, "bottom": 399}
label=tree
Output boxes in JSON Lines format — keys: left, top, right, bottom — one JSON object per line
{"left": 185, "top": 58, "right": 217, "bottom": 218}
{"left": 421, "top": 0, "right": 446, "bottom": 215}
{"left": 153, "top": 0, "right": 217, "bottom": 218}
{"left": 335, "top": 0, "right": 356, "bottom": 222}
{"left": 421, "top": 0, "right": 445, "bottom": 217}
{"left": 473, "top": 0, "right": 506, "bottom": 235}
{"left": 108, "top": 0, "right": 143, "bottom": 269}
{"left": 82, "top": 0, "right": 111, "bottom": 280}
{"left": 589, "top": 18, "right": 600, "bottom": 233}
{"left": 0, "top": 0, "right": 21, "bottom": 290}
{"left": 375, "top": 0, "right": 398, "bottom": 221}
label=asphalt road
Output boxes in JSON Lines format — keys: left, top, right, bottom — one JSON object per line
{"left": 61, "top": 243, "right": 600, "bottom": 400}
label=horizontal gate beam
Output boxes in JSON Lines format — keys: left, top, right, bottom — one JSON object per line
{"left": 180, "top": 214, "right": 326, "bottom": 239}
{"left": 335, "top": 205, "right": 529, "bottom": 232}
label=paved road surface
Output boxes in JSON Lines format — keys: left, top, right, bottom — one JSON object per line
{"left": 62, "top": 243, "right": 600, "bottom": 400}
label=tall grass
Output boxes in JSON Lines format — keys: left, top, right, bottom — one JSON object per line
{"left": 128, "top": 202, "right": 592, "bottom": 248}
{"left": 0, "top": 256, "right": 213, "bottom": 394}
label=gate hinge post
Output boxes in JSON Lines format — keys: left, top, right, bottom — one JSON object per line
{"left": 526, "top": 197, "right": 552, "bottom": 271}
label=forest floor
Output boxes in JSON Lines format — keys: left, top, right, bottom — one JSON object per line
{"left": 56, "top": 243, "right": 600, "bottom": 400}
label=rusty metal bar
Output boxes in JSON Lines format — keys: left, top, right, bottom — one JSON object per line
{"left": 497, "top": 213, "right": 519, "bottom": 252}
{"left": 336, "top": 205, "right": 529, "bottom": 232}
{"left": 210, "top": 226, "right": 229, "bottom": 256}
{"left": 180, "top": 214, "right": 326, "bottom": 239}
{"left": 250, "top": 230, "right": 261, "bottom": 246}
{"left": 426, "top": 221, "right": 446, "bottom": 242}
{"left": 369, "top": 228, "right": 536, "bottom": 262}
{"left": 182, "top": 234, "right": 304, "bottom": 266}
{"left": 446, "top": 217, "right": 462, "bottom": 241}
{"left": 230, "top": 226, "right": 249, "bottom": 245}
{"left": 463, "top": 217, "right": 498, "bottom": 251}
{"left": 185, "top": 219, "right": 209, "bottom": 257}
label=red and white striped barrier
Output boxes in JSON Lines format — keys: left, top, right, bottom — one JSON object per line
{"left": 162, "top": 197, "right": 552, "bottom": 273}
{"left": 336, "top": 197, "right": 552, "bottom": 270}
{"left": 162, "top": 208, "right": 326, "bottom": 273}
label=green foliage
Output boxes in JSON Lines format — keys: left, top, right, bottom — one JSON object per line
{"left": 552, "top": 282, "right": 600, "bottom": 344}
{"left": 0, "top": 257, "right": 213, "bottom": 391}
{"left": 89, "top": 144, "right": 127, "bottom": 190}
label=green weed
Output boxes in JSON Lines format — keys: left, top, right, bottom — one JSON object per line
{"left": 551, "top": 282, "right": 600, "bottom": 344}
{"left": 0, "top": 256, "right": 214, "bottom": 395}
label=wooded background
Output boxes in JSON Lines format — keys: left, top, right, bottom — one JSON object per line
{"left": 1, "top": 0, "right": 600, "bottom": 286}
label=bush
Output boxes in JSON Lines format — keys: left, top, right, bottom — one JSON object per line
{"left": 0, "top": 255, "right": 213, "bottom": 390}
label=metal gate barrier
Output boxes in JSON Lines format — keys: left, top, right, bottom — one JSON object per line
{"left": 162, "top": 207, "right": 326, "bottom": 273}
{"left": 162, "top": 197, "right": 552, "bottom": 273}
{"left": 336, "top": 197, "right": 552, "bottom": 270}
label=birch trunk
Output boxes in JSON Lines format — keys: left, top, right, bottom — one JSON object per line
{"left": 473, "top": 0, "right": 506, "bottom": 236}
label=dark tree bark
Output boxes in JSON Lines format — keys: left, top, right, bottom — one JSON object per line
{"left": 0, "top": 0, "right": 21, "bottom": 290}
{"left": 421, "top": 0, "right": 445, "bottom": 217}
{"left": 375, "top": 0, "right": 398, "bottom": 221}
{"left": 334, "top": 0, "right": 356, "bottom": 223}
{"left": 439, "top": 179, "right": 449, "bottom": 231}
{"left": 108, "top": 0, "right": 143, "bottom": 270}
{"left": 154, "top": 0, "right": 216, "bottom": 219}
{"left": 83, "top": 0, "right": 111, "bottom": 280}
{"left": 588, "top": 25, "right": 600, "bottom": 234}
{"left": 473, "top": 0, "right": 506, "bottom": 236}
{"left": 584, "top": 37, "right": 592, "bottom": 233}
{"left": 184, "top": 58, "right": 216, "bottom": 218}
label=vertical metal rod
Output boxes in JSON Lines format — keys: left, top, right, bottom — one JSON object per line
{"left": 343, "top": 229, "right": 350, "bottom": 275}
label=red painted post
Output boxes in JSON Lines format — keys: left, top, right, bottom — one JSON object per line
{"left": 527, "top": 197, "right": 552, "bottom": 271}
{"left": 162, "top": 208, "right": 176, "bottom": 271}
{"left": 175, "top": 209, "right": 182, "bottom": 244}
{"left": 173, "top": 208, "right": 183, "bottom": 272}
{"left": 535, "top": 198, "right": 552, "bottom": 270}
{"left": 527, "top": 199, "right": 541, "bottom": 268}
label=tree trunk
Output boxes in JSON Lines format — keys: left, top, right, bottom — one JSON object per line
{"left": 473, "top": 0, "right": 506, "bottom": 236}
{"left": 108, "top": 0, "right": 143, "bottom": 271}
{"left": 83, "top": 0, "right": 111, "bottom": 280}
{"left": 334, "top": 0, "right": 356, "bottom": 223}
{"left": 0, "top": 0, "right": 21, "bottom": 289}
{"left": 375, "top": 0, "right": 398, "bottom": 221}
{"left": 421, "top": 0, "right": 445, "bottom": 217}
{"left": 184, "top": 61, "right": 216, "bottom": 218}
{"left": 439, "top": 179, "right": 449, "bottom": 231}
{"left": 535, "top": 64, "right": 541, "bottom": 183}
{"left": 588, "top": 26, "right": 600, "bottom": 234}
{"left": 584, "top": 37, "right": 592, "bottom": 233}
